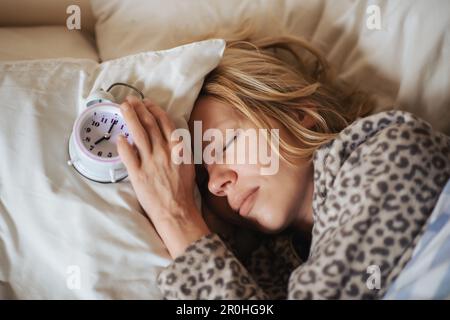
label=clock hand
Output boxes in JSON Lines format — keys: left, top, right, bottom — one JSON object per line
{"left": 107, "top": 121, "right": 116, "bottom": 134}
{"left": 94, "top": 136, "right": 106, "bottom": 145}
{"left": 94, "top": 121, "right": 117, "bottom": 145}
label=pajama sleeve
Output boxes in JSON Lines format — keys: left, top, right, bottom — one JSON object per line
{"left": 157, "top": 233, "right": 270, "bottom": 299}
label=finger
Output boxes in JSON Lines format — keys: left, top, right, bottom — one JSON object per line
{"left": 117, "top": 134, "right": 140, "bottom": 172}
{"left": 142, "top": 98, "right": 176, "bottom": 143}
{"left": 126, "top": 96, "right": 164, "bottom": 149}
{"left": 120, "top": 100, "right": 152, "bottom": 158}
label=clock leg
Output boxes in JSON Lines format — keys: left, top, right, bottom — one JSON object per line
{"left": 109, "top": 169, "right": 116, "bottom": 183}
{"left": 67, "top": 158, "right": 79, "bottom": 166}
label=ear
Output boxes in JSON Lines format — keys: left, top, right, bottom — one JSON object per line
{"left": 297, "top": 112, "right": 316, "bottom": 129}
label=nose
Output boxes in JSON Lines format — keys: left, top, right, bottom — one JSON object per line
{"left": 207, "top": 164, "right": 237, "bottom": 197}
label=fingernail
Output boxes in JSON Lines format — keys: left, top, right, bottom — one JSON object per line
{"left": 126, "top": 95, "right": 137, "bottom": 102}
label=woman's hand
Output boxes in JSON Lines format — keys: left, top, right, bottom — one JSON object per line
{"left": 117, "top": 96, "right": 210, "bottom": 258}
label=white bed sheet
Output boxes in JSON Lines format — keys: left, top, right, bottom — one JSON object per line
{"left": 0, "top": 39, "right": 225, "bottom": 299}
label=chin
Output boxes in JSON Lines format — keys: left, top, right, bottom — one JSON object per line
{"left": 253, "top": 213, "right": 289, "bottom": 234}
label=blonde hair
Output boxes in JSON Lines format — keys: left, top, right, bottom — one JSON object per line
{"left": 199, "top": 35, "right": 374, "bottom": 163}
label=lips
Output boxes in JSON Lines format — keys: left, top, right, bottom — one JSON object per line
{"left": 230, "top": 187, "right": 259, "bottom": 217}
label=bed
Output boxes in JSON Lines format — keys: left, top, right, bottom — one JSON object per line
{"left": 0, "top": 0, "right": 449, "bottom": 299}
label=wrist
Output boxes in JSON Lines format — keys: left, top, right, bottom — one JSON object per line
{"left": 156, "top": 206, "right": 211, "bottom": 258}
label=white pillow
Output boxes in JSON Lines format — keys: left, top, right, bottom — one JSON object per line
{"left": 91, "top": 0, "right": 320, "bottom": 60}
{"left": 0, "top": 39, "right": 225, "bottom": 299}
{"left": 91, "top": 0, "right": 450, "bottom": 134}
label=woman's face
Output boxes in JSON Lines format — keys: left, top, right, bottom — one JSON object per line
{"left": 189, "top": 96, "right": 314, "bottom": 234}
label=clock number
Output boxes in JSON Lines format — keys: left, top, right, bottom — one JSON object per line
{"left": 125, "top": 133, "right": 129, "bottom": 138}
{"left": 85, "top": 137, "right": 91, "bottom": 142}
{"left": 86, "top": 127, "right": 91, "bottom": 133}
{"left": 89, "top": 145, "right": 94, "bottom": 151}
{"left": 120, "top": 125, "right": 124, "bottom": 130}
{"left": 107, "top": 152, "right": 112, "bottom": 158}
{"left": 91, "top": 121, "right": 100, "bottom": 127}
{"left": 101, "top": 117, "right": 108, "bottom": 124}
{"left": 97, "top": 151, "right": 103, "bottom": 157}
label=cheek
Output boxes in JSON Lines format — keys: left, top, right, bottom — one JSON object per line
{"left": 232, "top": 163, "right": 262, "bottom": 177}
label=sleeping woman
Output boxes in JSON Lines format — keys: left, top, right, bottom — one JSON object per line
{"left": 116, "top": 36, "right": 450, "bottom": 299}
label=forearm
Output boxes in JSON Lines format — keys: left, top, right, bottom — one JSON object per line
{"left": 157, "top": 233, "right": 269, "bottom": 299}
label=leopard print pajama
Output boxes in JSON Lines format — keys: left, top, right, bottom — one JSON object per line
{"left": 157, "top": 111, "right": 450, "bottom": 299}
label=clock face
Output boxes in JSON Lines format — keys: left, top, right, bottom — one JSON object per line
{"left": 80, "top": 110, "right": 130, "bottom": 159}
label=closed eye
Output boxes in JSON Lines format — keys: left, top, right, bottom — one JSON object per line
{"left": 223, "top": 134, "right": 238, "bottom": 152}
